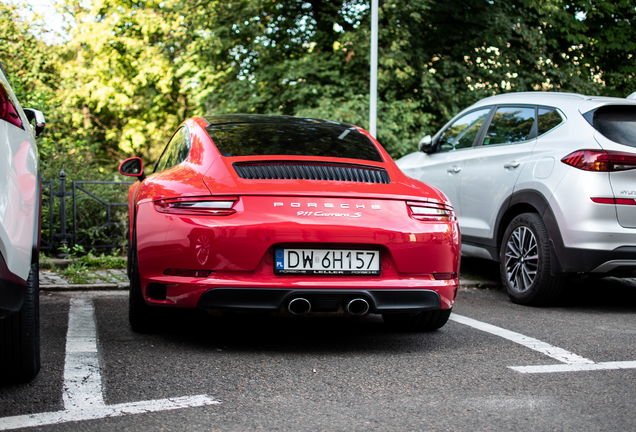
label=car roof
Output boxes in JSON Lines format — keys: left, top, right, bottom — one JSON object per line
{"left": 202, "top": 114, "right": 353, "bottom": 128}
{"left": 471, "top": 91, "right": 636, "bottom": 111}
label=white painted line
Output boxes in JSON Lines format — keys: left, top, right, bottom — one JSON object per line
{"left": 449, "top": 313, "right": 595, "bottom": 365}
{"left": 0, "top": 296, "right": 220, "bottom": 431}
{"left": 0, "top": 395, "right": 220, "bottom": 431}
{"left": 63, "top": 299, "right": 104, "bottom": 410}
{"left": 510, "top": 361, "right": 636, "bottom": 374}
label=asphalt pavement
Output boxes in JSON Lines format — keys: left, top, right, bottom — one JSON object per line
{"left": 1, "top": 257, "right": 631, "bottom": 431}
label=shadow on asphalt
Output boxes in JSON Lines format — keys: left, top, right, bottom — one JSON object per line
{"left": 459, "top": 256, "right": 502, "bottom": 285}
{"left": 559, "top": 276, "right": 636, "bottom": 310}
{"left": 458, "top": 256, "right": 636, "bottom": 311}
{"left": 112, "top": 306, "right": 461, "bottom": 355}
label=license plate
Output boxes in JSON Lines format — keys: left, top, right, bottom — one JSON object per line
{"left": 274, "top": 248, "right": 381, "bottom": 275}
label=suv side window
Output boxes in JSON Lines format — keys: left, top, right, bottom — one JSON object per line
{"left": 537, "top": 107, "right": 563, "bottom": 135}
{"left": 154, "top": 126, "right": 190, "bottom": 173}
{"left": 483, "top": 106, "right": 535, "bottom": 145}
{"left": 436, "top": 108, "right": 491, "bottom": 152}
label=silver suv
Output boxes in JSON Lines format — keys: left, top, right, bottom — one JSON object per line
{"left": 0, "top": 62, "right": 45, "bottom": 383}
{"left": 397, "top": 92, "right": 636, "bottom": 306}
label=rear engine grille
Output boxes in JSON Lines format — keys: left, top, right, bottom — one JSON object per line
{"left": 233, "top": 162, "right": 391, "bottom": 184}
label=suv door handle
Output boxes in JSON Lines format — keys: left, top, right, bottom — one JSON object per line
{"left": 447, "top": 166, "right": 462, "bottom": 174}
{"left": 503, "top": 161, "right": 520, "bottom": 169}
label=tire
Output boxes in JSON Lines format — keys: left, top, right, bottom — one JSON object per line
{"left": 0, "top": 261, "right": 41, "bottom": 383}
{"left": 383, "top": 308, "right": 452, "bottom": 332}
{"left": 128, "top": 231, "right": 158, "bottom": 333}
{"left": 500, "top": 213, "right": 564, "bottom": 306}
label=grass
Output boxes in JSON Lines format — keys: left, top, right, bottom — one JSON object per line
{"left": 60, "top": 262, "right": 91, "bottom": 284}
{"left": 76, "top": 252, "right": 127, "bottom": 270}
{"left": 40, "top": 248, "right": 127, "bottom": 271}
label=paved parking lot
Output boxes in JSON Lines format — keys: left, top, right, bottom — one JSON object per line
{"left": 1, "top": 258, "right": 636, "bottom": 431}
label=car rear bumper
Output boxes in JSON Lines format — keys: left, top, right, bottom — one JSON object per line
{"left": 558, "top": 245, "right": 636, "bottom": 276}
{"left": 195, "top": 288, "right": 444, "bottom": 313}
{"left": 141, "top": 273, "right": 459, "bottom": 311}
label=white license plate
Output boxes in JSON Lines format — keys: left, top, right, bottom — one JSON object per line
{"left": 274, "top": 248, "right": 381, "bottom": 275}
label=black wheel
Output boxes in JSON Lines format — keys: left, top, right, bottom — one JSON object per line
{"left": 500, "top": 213, "right": 564, "bottom": 306}
{"left": 129, "top": 231, "right": 158, "bottom": 333}
{"left": 0, "top": 261, "right": 41, "bottom": 383}
{"left": 383, "top": 309, "right": 451, "bottom": 332}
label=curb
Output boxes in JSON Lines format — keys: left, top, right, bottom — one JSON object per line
{"left": 459, "top": 278, "right": 501, "bottom": 289}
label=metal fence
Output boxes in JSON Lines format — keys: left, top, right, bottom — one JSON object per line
{"left": 41, "top": 170, "right": 134, "bottom": 254}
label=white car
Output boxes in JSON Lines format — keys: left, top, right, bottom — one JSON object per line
{"left": 0, "top": 62, "right": 45, "bottom": 383}
{"left": 397, "top": 92, "right": 636, "bottom": 306}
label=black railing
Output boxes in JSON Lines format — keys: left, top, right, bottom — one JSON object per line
{"left": 41, "top": 170, "right": 134, "bottom": 254}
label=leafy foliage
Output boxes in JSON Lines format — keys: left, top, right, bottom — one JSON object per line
{"left": 3, "top": 0, "right": 636, "bottom": 251}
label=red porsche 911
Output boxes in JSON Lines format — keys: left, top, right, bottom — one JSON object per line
{"left": 119, "top": 115, "right": 460, "bottom": 333}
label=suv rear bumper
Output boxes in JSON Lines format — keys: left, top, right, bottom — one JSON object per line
{"left": 557, "top": 245, "right": 636, "bottom": 276}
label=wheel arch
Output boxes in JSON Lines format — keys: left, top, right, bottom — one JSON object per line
{"left": 495, "top": 189, "right": 566, "bottom": 274}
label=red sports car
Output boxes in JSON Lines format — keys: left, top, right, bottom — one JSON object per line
{"left": 119, "top": 115, "right": 460, "bottom": 332}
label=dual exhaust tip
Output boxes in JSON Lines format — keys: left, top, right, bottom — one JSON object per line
{"left": 286, "top": 297, "right": 370, "bottom": 316}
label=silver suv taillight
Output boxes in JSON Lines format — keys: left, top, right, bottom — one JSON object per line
{"left": 561, "top": 149, "right": 636, "bottom": 172}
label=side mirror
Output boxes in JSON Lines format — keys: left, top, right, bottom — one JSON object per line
{"left": 119, "top": 157, "right": 146, "bottom": 182}
{"left": 418, "top": 135, "right": 434, "bottom": 154}
{"left": 23, "top": 108, "right": 45, "bottom": 138}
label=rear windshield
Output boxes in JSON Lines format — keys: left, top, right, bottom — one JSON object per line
{"left": 205, "top": 122, "right": 384, "bottom": 162}
{"left": 593, "top": 106, "right": 636, "bottom": 148}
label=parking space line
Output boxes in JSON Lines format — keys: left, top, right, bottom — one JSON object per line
{"left": 510, "top": 361, "right": 636, "bottom": 374}
{"left": 0, "top": 395, "right": 219, "bottom": 431}
{"left": 449, "top": 313, "right": 595, "bottom": 365}
{"left": 63, "top": 299, "right": 104, "bottom": 410}
{"left": 0, "top": 296, "right": 219, "bottom": 431}
{"left": 450, "top": 313, "right": 636, "bottom": 374}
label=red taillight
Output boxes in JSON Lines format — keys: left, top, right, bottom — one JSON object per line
{"left": 154, "top": 197, "right": 238, "bottom": 215}
{"left": 561, "top": 150, "right": 636, "bottom": 172}
{"left": 407, "top": 201, "right": 455, "bottom": 222}
{"left": 591, "top": 197, "right": 636, "bottom": 205}
{"left": 163, "top": 269, "right": 211, "bottom": 277}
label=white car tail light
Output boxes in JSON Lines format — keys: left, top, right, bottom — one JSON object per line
{"left": 407, "top": 201, "right": 456, "bottom": 222}
{"left": 561, "top": 150, "right": 636, "bottom": 172}
{"left": 154, "top": 197, "right": 238, "bottom": 215}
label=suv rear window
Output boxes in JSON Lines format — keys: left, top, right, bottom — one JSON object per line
{"left": 593, "top": 106, "right": 636, "bottom": 148}
{"left": 205, "top": 123, "right": 384, "bottom": 162}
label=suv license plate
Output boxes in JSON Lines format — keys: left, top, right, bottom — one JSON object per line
{"left": 274, "top": 248, "right": 381, "bottom": 275}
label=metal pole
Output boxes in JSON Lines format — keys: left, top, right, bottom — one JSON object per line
{"left": 369, "top": 0, "right": 378, "bottom": 138}
{"left": 58, "top": 169, "right": 68, "bottom": 257}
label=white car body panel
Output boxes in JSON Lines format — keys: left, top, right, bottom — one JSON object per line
{"left": 459, "top": 139, "right": 536, "bottom": 238}
{"left": 0, "top": 72, "right": 37, "bottom": 282}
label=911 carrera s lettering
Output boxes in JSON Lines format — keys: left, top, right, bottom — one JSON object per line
{"left": 296, "top": 211, "right": 362, "bottom": 218}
